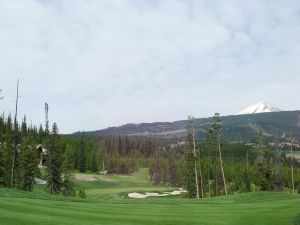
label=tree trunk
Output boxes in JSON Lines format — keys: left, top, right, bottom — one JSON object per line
{"left": 192, "top": 127, "right": 200, "bottom": 199}
{"left": 197, "top": 144, "right": 204, "bottom": 198}
{"left": 291, "top": 144, "right": 295, "bottom": 193}
{"left": 218, "top": 137, "right": 227, "bottom": 195}
{"left": 10, "top": 79, "right": 19, "bottom": 188}
{"left": 259, "top": 141, "right": 262, "bottom": 164}
{"left": 246, "top": 149, "right": 249, "bottom": 171}
{"left": 208, "top": 166, "right": 211, "bottom": 197}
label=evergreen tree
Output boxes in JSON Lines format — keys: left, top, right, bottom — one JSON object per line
{"left": 272, "top": 154, "right": 285, "bottom": 192}
{"left": 290, "top": 137, "right": 295, "bottom": 193}
{"left": 0, "top": 142, "right": 5, "bottom": 186}
{"left": 89, "top": 149, "right": 98, "bottom": 172}
{"left": 46, "top": 123, "right": 62, "bottom": 194}
{"left": 62, "top": 144, "right": 75, "bottom": 196}
{"left": 21, "top": 116, "right": 27, "bottom": 137}
{"left": 258, "top": 129, "right": 264, "bottom": 163}
{"left": 185, "top": 132, "right": 197, "bottom": 198}
{"left": 78, "top": 189, "right": 86, "bottom": 198}
{"left": 257, "top": 163, "right": 273, "bottom": 191}
{"left": 19, "top": 134, "right": 38, "bottom": 191}
{"left": 167, "top": 147, "right": 177, "bottom": 186}
{"left": 150, "top": 156, "right": 165, "bottom": 185}
{"left": 78, "top": 137, "right": 86, "bottom": 173}
{"left": 4, "top": 115, "right": 13, "bottom": 186}
{"left": 38, "top": 124, "right": 44, "bottom": 144}
{"left": 205, "top": 113, "right": 227, "bottom": 196}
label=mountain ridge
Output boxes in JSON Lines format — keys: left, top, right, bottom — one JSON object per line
{"left": 74, "top": 110, "right": 300, "bottom": 142}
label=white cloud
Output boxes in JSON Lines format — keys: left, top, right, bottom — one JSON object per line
{"left": 0, "top": 0, "right": 299, "bottom": 133}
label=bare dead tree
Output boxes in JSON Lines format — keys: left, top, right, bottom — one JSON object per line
{"left": 213, "top": 113, "right": 227, "bottom": 196}
{"left": 218, "top": 134, "right": 227, "bottom": 195}
{"left": 259, "top": 129, "right": 264, "bottom": 164}
{"left": 10, "top": 79, "right": 19, "bottom": 187}
{"left": 290, "top": 136, "right": 295, "bottom": 193}
{"left": 197, "top": 143, "right": 204, "bottom": 198}
{"left": 0, "top": 89, "right": 3, "bottom": 100}
{"left": 189, "top": 116, "right": 201, "bottom": 198}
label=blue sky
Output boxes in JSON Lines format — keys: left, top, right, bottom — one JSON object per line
{"left": 0, "top": 0, "right": 300, "bottom": 133}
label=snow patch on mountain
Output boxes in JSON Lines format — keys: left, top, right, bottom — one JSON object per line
{"left": 236, "top": 101, "right": 281, "bottom": 115}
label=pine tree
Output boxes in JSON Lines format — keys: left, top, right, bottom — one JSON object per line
{"left": 46, "top": 123, "right": 62, "bottom": 194}
{"left": 167, "top": 147, "right": 177, "bottom": 186}
{"left": 185, "top": 132, "right": 197, "bottom": 198}
{"left": 258, "top": 163, "right": 273, "bottom": 191}
{"left": 205, "top": 113, "right": 227, "bottom": 196}
{"left": 290, "top": 137, "right": 295, "bottom": 193}
{"left": 10, "top": 79, "right": 20, "bottom": 188}
{"left": 0, "top": 142, "right": 5, "bottom": 186}
{"left": 272, "top": 148, "right": 285, "bottom": 192}
{"left": 21, "top": 116, "right": 27, "bottom": 137}
{"left": 4, "top": 115, "right": 13, "bottom": 186}
{"left": 38, "top": 124, "right": 44, "bottom": 144}
{"left": 78, "top": 189, "right": 86, "bottom": 198}
{"left": 117, "top": 136, "right": 124, "bottom": 155}
{"left": 19, "top": 134, "right": 38, "bottom": 191}
{"left": 150, "top": 157, "right": 163, "bottom": 185}
{"left": 78, "top": 137, "right": 86, "bottom": 173}
{"left": 62, "top": 144, "right": 75, "bottom": 196}
{"left": 258, "top": 129, "right": 264, "bottom": 164}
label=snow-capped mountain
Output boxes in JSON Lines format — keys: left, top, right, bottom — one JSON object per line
{"left": 236, "top": 101, "right": 281, "bottom": 115}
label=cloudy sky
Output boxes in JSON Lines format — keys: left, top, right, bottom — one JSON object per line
{"left": 0, "top": 0, "right": 300, "bottom": 133}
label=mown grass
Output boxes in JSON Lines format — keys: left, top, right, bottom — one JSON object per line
{"left": 0, "top": 168, "right": 299, "bottom": 225}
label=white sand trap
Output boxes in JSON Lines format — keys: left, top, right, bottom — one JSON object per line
{"left": 34, "top": 178, "right": 47, "bottom": 184}
{"left": 128, "top": 189, "right": 187, "bottom": 198}
{"left": 128, "top": 193, "right": 148, "bottom": 198}
{"left": 74, "top": 174, "right": 98, "bottom": 181}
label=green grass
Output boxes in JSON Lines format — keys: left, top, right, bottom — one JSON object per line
{"left": 74, "top": 168, "right": 174, "bottom": 200}
{"left": 0, "top": 168, "right": 299, "bottom": 225}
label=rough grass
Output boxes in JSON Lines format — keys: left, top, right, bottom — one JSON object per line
{"left": 0, "top": 168, "right": 299, "bottom": 225}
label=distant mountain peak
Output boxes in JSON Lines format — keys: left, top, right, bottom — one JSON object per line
{"left": 236, "top": 101, "right": 281, "bottom": 115}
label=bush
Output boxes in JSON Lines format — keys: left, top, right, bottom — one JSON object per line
{"left": 78, "top": 189, "right": 86, "bottom": 198}
{"left": 250, "top": 183, "right": 259, "bottom": 192}
{"left": 293, "top": 213, "right": 300, "bottom": 225}
{"left": 63, "top": 188, "right": 76, "bottom": 197}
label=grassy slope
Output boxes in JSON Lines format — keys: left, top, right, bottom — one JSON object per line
{"left": 0, "top": 169, "right": 299, "bottom": 225}
{"left": 74, "top": 168, "right": 174, "bottom": 200}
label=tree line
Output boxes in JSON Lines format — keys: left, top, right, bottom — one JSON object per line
{"left": 1, "top": 109, "right": 299, "bottom": 198}
{"left": 0, "top": 114, "right": 74, "bottom": 195}
{"left": 0, "top": 112, "right": 160, "bottom": 195}
{"left": 149, "top": 113, "right": 300, "bottom": 198}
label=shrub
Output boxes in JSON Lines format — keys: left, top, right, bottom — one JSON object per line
{"left": 78, "top": 189, "right": 86, "bottom": 198}
{"left": 250, "top": 183, "right": 259, "bottom": 192}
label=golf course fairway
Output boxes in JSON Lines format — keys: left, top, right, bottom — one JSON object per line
{"left": 0, "top": 169, "right": 299, "bottom": 225}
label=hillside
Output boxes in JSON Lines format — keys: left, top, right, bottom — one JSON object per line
{"left": 74, "top": 111, "right": 300, "bottom": 142}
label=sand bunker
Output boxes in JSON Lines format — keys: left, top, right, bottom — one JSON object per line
{"left": 128, "top": 189, "right": 187, "bottom": 198}
{"left": 74, "top": 174, "right": 98, "bottom": 181}
{"left": 34, "top": 178, "right": 47, "bottom": 184}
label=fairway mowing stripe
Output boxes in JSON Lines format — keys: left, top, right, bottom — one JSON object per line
{"left": 1, "top": 194, "right": 300, "bottom": 208}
